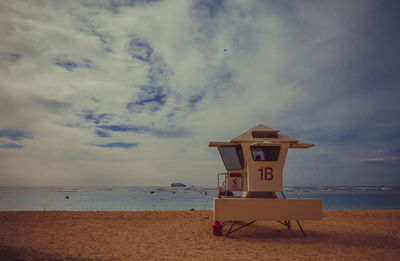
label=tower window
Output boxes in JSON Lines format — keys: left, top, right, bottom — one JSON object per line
{"left": 251, "top": 146, "right": 280, "bottom": 161}
{"left": 218, "top": 145, "right": 244, "bottom": 170}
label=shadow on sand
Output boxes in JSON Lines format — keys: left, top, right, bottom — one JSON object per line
{"left": 0, "top": 245, "right": 85, "bottom": 261}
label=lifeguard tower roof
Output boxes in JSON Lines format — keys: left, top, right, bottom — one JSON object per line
{"left": 209, "top": 124, "right": 314, "bottom": 148}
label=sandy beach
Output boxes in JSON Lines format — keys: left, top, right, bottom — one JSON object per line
{"left": 0, "top": 210, "right": 399, "bottom": 260}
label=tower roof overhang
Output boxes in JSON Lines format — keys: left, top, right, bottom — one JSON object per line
{"left": 208, "top": 124, "right": 314, "bottom": 149}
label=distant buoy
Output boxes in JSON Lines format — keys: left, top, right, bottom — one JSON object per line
{"left": 65, "top": 196, "right": 69, "bottom": 199}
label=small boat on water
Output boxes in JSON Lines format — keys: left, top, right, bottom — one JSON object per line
{"left": 170, "top": 183, "right": 186, "bottom": 187}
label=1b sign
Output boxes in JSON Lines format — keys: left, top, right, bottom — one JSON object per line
{"left": 258, "top": 167, "right": 274, "bottom": 181}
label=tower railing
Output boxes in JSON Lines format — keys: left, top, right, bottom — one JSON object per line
{"left": 217, "top": 172, "right": 228, "bottom": 198}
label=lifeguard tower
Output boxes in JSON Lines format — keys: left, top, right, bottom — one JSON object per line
{"left": 209, "top": 124, "right": 322, "bottom": 236}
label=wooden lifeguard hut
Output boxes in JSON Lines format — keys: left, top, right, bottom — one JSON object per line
{"left": 209, "top": 124, "right": 322, "bottom": 236}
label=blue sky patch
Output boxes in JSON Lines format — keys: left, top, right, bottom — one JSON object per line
{"left": 95, "top": 129, "right": 110, "bottom": 138}
{"left": 147, "top": 55, "right": 172, "bottom": 86}
{"left": 91, "top": 29, "right": 114, "bottom": 53}
{"left": 98, "top": 124, "right": 191, "bottom": 138}
{"left": 1, "top": 53, "right": 21, "bottom": 63}
{"left": 107, "top": 0, "right": 161, "bottom": 13}
{"left": 83, "top": 111, "right": 112, "bottom": 124}
{"left": 91, "top": 142, "right": 139, "bottom": 149}
{"left": 192, "top": 0, "right": 227, "bottom": 20}
{"left": 210, "top": 68, "right": 235, "bottom": 97}
{"left": 0, "top": 129, "right": 33, "bottom": 141}
{"left": 188, "top": 94, "right": 205, "bottom": 109}
{"left": 127, "top": 86, "right": 167, "bottom": 112}
{"left": 0, "top": 143, "right": 24, "bottom": 149}
{"left": 128, "top": 37, "right": 154, "bottom": 62}
{"left": 54, "top": 56, "right": 94, "bottom": 71}
{"left": 35, "top": 97, "right": 71, "bottom": 113}
{"left": 190, "top": 0, "right": 228, "bottom": 38}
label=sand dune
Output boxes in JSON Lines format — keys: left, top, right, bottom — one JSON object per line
{"left": 0, "top": 210, "right": 399, "bottom": 260}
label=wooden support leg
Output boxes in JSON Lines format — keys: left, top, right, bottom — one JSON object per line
{"left": 226, "top": 221, "right": 257, "bottom": 236}
{"left": 296, "top": 220, "right": 306, "bottom": 237}
{"left": 284, "top": 220, "right": 291, "bottom": 230}
{"left": 276, "top": 220, "right": 292, "bottom": 230}
{"left": 226, "top": 221, "right": 236, "bottom": 236}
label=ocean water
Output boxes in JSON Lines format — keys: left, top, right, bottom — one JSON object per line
{"left": 0, "top": 186, "right": 399, "bottom": 211}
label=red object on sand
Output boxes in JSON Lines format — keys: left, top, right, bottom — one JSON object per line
{"left": 213, "top": 220, "right": 222, "bottom": 236}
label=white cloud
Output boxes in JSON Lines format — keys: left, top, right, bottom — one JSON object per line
{"left": 0, "top": 0, "right": 399, "bottom": 186}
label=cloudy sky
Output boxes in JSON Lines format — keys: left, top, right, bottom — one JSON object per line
{"left": 0, "top": 0, "right": 399, "bottom": 186}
